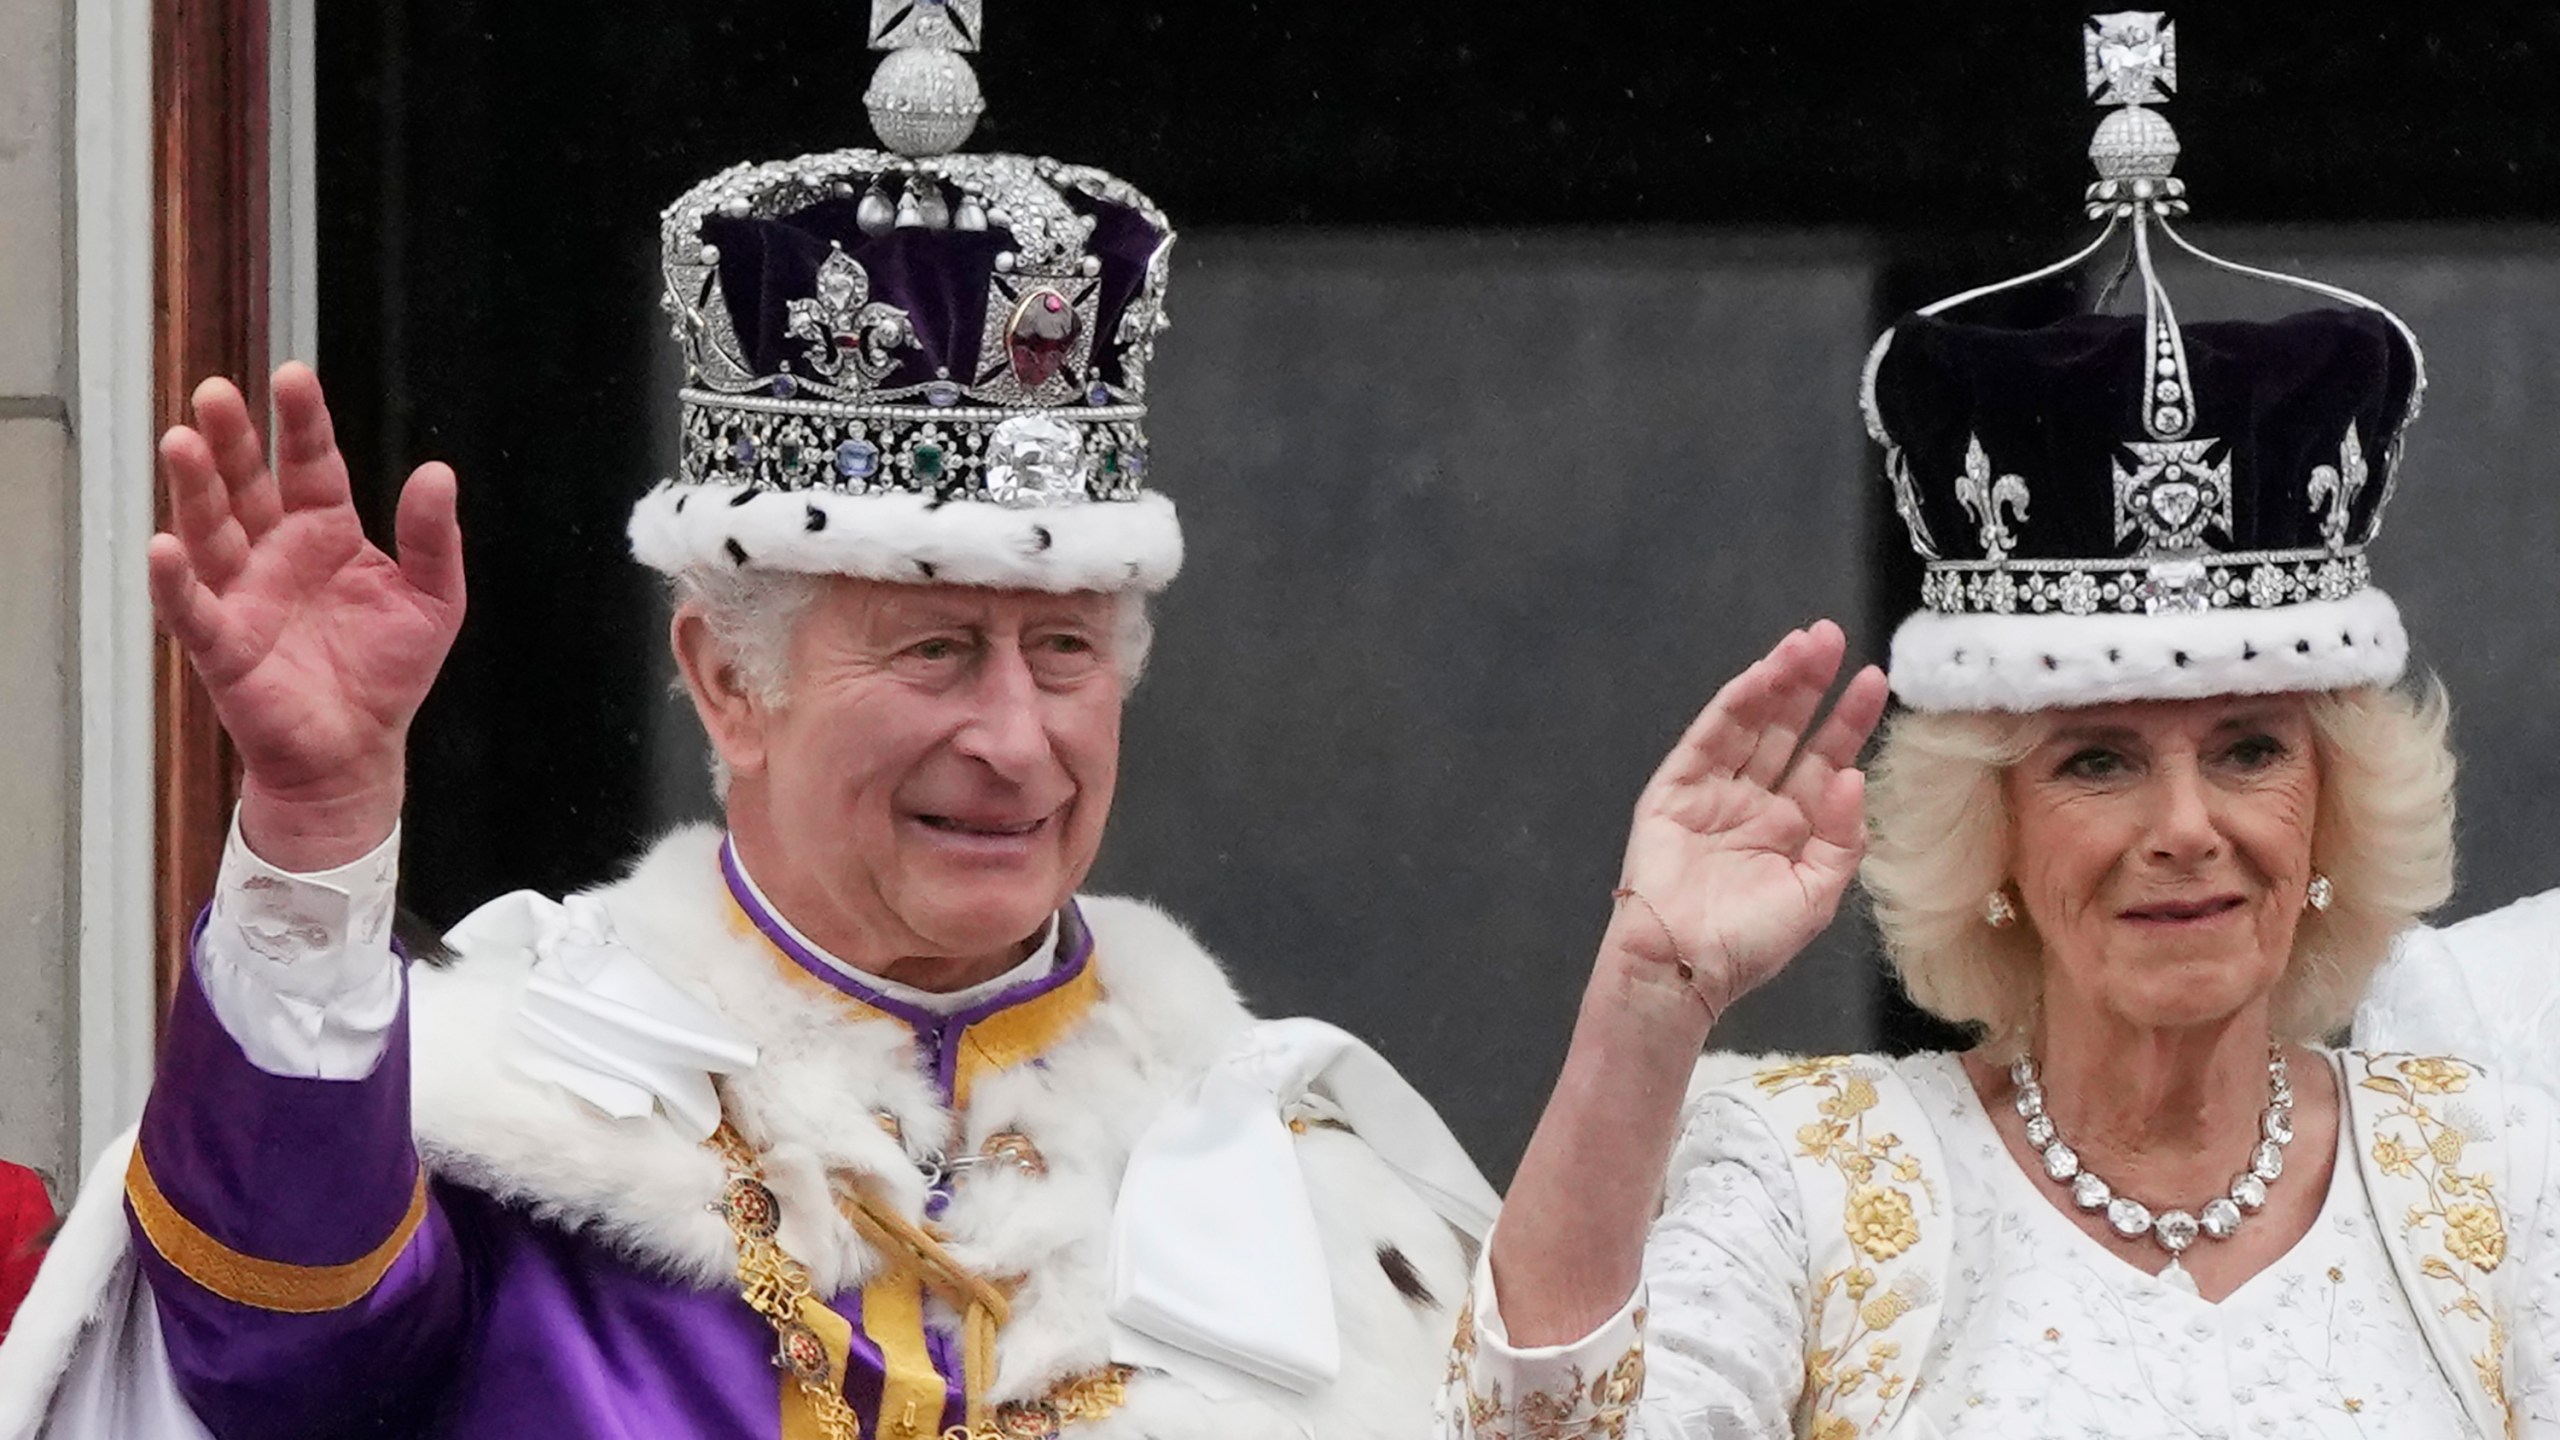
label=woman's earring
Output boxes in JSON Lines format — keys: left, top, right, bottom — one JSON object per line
{"left": 2306, "top": 873, "right": 2335, "bottom": 913}
{"left": 1984, "top": 890, "right": 2018, "bottom": 929}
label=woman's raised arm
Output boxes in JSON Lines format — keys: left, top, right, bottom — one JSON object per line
{"left": 1490, "top": 619, "right": 1886, "bottom": 1345}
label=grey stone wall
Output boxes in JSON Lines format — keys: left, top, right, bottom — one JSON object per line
{"left": 0, "top": 0, "right": 79, "bottom": 1200}
{"left": 1087, "top": 233, "right": 1884, "bottom": 1179}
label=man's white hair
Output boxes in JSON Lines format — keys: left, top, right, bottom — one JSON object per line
{"left": 667, "top": 567, "right": 1155, "bottom": 795}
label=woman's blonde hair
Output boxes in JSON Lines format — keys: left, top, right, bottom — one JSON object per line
{"left": 1860, "top": 682, "right": 2455, "bottom": 1053}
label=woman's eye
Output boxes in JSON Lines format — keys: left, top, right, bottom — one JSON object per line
{"left": 908, "top": 637, "right": 964, "bottom": 662}
{"left": 1042, "top": 633, "right": 1093, "bottom": 655}
{"left": 2223, "top": 734, "right": 2288, "bottom": 768}
{"left": 2058, "top": 747, "right": 2125, "bottom": 779}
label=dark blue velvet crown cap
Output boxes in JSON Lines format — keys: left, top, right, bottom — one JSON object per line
{"left": 1874, "top": 307, "right": 2420, "bottom": 565}
{"left": 697, "top": 186, "right": 1164, "bottom": 395}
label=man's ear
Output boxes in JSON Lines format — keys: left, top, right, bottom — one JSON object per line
{"left": 670, "top": 605, "right": 771, "bottom": 782}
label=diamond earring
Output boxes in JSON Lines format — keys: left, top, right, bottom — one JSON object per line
{"left": 2306, "top": 873, "right": 2335, "bottom": 913}
{"left": 1985, "top": 890, "right": 2019, "bottom": 928}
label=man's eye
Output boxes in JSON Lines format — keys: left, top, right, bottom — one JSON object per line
{"left": 1042, "top": 633, "right": 1094, "bottom": 654}
{"left": 909, "top": 637, "right": 963, "bottom": 662}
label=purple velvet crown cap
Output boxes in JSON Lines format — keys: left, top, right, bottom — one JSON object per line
{"left": 696, "top": 188, "right": 1165, "bottom": 404}
{"left": 1873, "top": 307, "right": 2420, "bottom": 570}
{"left": 630, "top": 3, "right": 1182, "bottom": 596}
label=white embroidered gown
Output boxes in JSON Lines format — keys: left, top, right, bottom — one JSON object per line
{"left": 1439, "top": 1051, "right": 2560, "bottom": 1439}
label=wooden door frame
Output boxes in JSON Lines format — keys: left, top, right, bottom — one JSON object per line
{"left": 153, "top": 0, "right": 268, "bottom": 998}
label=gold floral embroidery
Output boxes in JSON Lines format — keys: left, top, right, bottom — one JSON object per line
{"left": 2371, "top": 1133, "right": 2420, "bottom": 1177}
{"left": 2355, "top": 1052, "right": 2514, "bottom": 1437}
{"left": 1756, "top": 1056, "right": 1938, "bottom": 1436}
{"left": 2397, "top": 1057, "right": 2471, "bottom": 1095}
{"left": 2475, "top": 1317, "right": 2508, "bottom": 1414}
{"left": 1592, "top": 1346, "right": 1646, "bottom": 1415}
{"left": 1440, "top": 1298, "right": 1645, "bottom": 1439}
{"left": 1845, "top": 1185, "right": 1919, "bottom": 1261}
{"left": 2443, "top": 1202, "right": 2508, "bottom": 1271}
{"left": 1447, "top": 1294, "right": 1480, "bottom": 1388}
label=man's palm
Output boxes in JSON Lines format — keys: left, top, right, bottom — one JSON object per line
{"left": 148, "top": 365, "right": 465, "bottom": 806}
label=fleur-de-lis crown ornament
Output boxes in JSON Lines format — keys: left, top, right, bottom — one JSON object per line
{"left": 628, "top": 0, "right": 1184, "bottom": 595}
{"left": 1859, "top": 13, "right": 2427, "bottom": 713}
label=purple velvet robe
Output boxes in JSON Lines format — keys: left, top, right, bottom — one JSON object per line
{"left": 125, "top": 878, "right": 1098, "bottom": 1439}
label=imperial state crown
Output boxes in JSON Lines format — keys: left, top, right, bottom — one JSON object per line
{"left": 628, "top": 0, "right": 1182, "bottom": 593}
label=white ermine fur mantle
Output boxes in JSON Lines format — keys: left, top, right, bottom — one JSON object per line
{"left": 411, "top": 825, "right": 1469, "bottom": 1440}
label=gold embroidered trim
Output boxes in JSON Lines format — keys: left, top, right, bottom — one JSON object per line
{"left": 1752, "top": 1056, "right": 1936, "bottom": 1434}
{"left": 1440, "top": 1294, "right": 1646, "bottom": 1440}
{"left": 124, "top": 1142, "right": 428, "bottom": 1314}
{"left": 2353, "top": 1052, "right": 2515, "bottom": 1436}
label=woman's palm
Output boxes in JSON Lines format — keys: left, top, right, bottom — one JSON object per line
{"left": 1616, "top": 624, "right": 1887, "bottom": 1011}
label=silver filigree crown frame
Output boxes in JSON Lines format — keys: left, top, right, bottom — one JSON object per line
{"left": 1860, "top": 11, "right": 2428, "bottom": 620}
{"left": 656, "top": 0, "right": 1176, "bottom": 510}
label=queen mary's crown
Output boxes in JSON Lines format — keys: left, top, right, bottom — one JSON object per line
{"left": 628, "top": 0, "right": 1183, "bottom": 594}
{"left": 1863, "top": 12, "right": 2428, "bottom": 713}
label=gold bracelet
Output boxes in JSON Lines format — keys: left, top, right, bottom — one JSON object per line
{"left": 1610, "top": 887, "right": 1723, "bottom": 1022}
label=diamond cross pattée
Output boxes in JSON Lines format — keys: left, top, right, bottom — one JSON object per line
{"left": 871, "top": 0, "right": 981, "bottom": 52}
{"left": 2086, "top": 12, "right": 2176, "bottom": 107}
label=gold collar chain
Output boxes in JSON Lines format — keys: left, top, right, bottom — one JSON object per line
{"left": 708, "top": 1121, "right": 866, "bottom": 1439}
{"left": 940, "top": 1364, "right": 1136, "bottom": 1440}
{"left": 707, "top": 1119, "right": 1137, "bottom": 1440}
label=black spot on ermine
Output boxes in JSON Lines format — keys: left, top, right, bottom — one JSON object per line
{"left": 1377, "top": 1244, "right": 1437, "bottom": 1309}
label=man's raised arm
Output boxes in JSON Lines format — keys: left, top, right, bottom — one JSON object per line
{"left": 130, "top": 363, "right": 471, "bottom": 1436}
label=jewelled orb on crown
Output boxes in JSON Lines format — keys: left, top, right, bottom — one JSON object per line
{"left": 628, "top": 0, "right": 1183, "bottom": 594}
{"left": 1861, "top": 12, "right": 2428, "bottom": 713}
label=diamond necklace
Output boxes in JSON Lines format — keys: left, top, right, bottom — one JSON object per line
{"left": 2008, "top": 1045, "right": 2294, "bottom": 1294}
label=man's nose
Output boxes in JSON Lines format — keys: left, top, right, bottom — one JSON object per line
{"left": 950, "top": 642, "right": 1051, "bottom": 775}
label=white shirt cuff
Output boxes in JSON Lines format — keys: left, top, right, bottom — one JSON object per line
{"left": 197, "top": 810, "right": 405, "bottom": 1079}
{"left": 1448, "top": 1244, "right": 1648, "bottom": 1437}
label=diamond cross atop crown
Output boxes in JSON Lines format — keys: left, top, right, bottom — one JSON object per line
{"left": 2085, "top": 11, "right": 2177, "bottom": 107}
{"left": 871, "top": 0, "right": 981, "bottom": 53}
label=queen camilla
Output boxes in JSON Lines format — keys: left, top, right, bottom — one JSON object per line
{"left": 1441, "top": 15, "right": 2557, "bottom": 1439}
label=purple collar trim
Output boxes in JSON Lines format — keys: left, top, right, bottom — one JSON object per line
{"left": 716, "top": 836, "right": 1093, "bottom": 1052}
